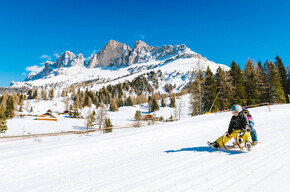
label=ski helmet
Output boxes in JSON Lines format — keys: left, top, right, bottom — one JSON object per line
{"left": 231, "top": 104, "right": 242, "bottom": 114}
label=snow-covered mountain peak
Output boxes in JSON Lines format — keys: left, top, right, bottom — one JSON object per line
{"left": 55, "top": 51, "right": 76, "bottom": 68}
{"left": 12, "top": 40, "right": 229, "bottom": 90}
{"left": 70, "top": 54, "right": 86, "bottom": 67}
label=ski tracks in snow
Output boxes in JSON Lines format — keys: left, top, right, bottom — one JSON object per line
{"left": 0, "top": 104, "right": 290, "bottom": 191}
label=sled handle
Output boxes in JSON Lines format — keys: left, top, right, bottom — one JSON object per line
{"left": 222, "top": 133, "right": 236, "bottom": 149}
{"left": 236, "top": 135, "right": 246, "bottom": 150}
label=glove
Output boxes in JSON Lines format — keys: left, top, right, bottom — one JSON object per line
{"left": 246, "top": 125, "right": 251, "bottom": 132}
{"left": 239, "top": 130, "right": 245, "bottom": 137}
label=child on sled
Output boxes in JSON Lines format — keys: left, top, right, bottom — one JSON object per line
{"left": 242, "top": 107, "right": 258, "bottom": 145}
{"left": 208, "top": 104, "right": 253, "bottom": 151}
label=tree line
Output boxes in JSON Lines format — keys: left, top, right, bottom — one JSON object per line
{"left": 191, "top": 55, "right": 290, "bottom": 115}
{"left": 0, "top": 92, "right": 25, "bottom": 132}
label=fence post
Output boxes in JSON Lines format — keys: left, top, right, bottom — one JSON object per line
{"left": 267, "top": 102, "right": 271, "bottom": 112}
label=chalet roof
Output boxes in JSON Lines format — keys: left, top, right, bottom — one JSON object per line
{"left": 143, "top": 114, "right": 153, "bottom": 118}
{"left": 38, "top": 113, "right": 56, "bottom": 118}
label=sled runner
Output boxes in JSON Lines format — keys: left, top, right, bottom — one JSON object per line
{"left": 222, "top": 132, "right": 246, "bottom": 150}
{"left": 222, "top": 132, "right": 258, "bottom": 151}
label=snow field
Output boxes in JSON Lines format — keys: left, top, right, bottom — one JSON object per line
{"left": 4, "top": 94, "right": 192, "bottom": 137}
{"left": 0, "top": 104, "right": 289, "bottom": 191}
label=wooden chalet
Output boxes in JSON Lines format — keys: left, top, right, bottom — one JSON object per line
{"left": 36, "top": 111, "right": 57, "bottom": 121}
{"left": 142, "top": 114, "right": 158, "bottom": 121}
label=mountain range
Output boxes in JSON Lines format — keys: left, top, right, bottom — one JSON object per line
{"left": 10, "top": 40, "right": 229, "bottom": 92}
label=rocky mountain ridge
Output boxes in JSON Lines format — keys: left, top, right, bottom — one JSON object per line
{"left": 25, "top": 40, "right": 205, "bottom": 81}
{"left": 10, "top": 40, "right": 229, "bottom": 91}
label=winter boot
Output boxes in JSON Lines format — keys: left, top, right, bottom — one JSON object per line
{"left": 245, "top": 141, "right": 252, "bottom": 151}
{"left": 208, "top": 141, "right": 219, "bottom": 149}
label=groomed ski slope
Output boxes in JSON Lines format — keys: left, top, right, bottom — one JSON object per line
{"left": 0, "top": 104, "right": 289, "bottom": 192}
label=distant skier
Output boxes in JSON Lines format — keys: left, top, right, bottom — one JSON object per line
{"left": 242, "top": 107, "right": 258, "bottom": 145}
{"left": 208, "top": 104, "right": 252, "bottom": 151}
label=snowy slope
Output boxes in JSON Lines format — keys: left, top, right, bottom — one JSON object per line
{"left": 11, "top": 57, "right": 228, "bottom": 90}
{"left": 0, "top": 104, "right": 289, "bottom": 191}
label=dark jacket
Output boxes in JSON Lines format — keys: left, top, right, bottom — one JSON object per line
{"left": 227, "top": 111, "right": 249, "bottom": 135}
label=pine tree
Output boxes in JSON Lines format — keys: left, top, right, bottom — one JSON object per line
{"left": 126, "top": 96, "right": 133, "bottom": 106}
{"left": 73, "top": 94, "right": 81, "bottom": 109}
{"left": 117, "top": 97, "right": 124, "bottom": 108}
{"left": 151, "top": 98, "right": 159, "bottom": 112}
{"left": 103, "top": 117, "right": 113, "bottom": 133}
{"left": 191, "top": 68, "right": 204, "bottom": 116}
{"left": 161, "top": 97, "right": 166, "bottom": 107}
{"left": 215, "top": 66, "right": 234, "bottom": 110}
{"left": 287, "top": 66, "right": 290, "bottom": 102}
{"left": 0, "top": 93, "right": 8, "bottom": 109}
{"left": 83, "top": 94, "right": 92, "bottom": 107}
{"left": 255, "top": 60, "right": 269, "bottom": 103}
{"left": 170, "top": 97, "right": 176, "bottom": 108}
{"left": 49, "top": 88, "right": 54, "bottom": 100}
{"left": 18, "top": 93, "right": 25, "bottom": 107}
{"left": 5, "top": 95, "right": 14, "bottom": 119}
{"left": 41, "top": 90, "right": 48, "bottom": 100}
{"left": 83, "top": 94, "right": 89, "bottom": 107}
{"left": 275, "top": 55, "right": 288, "bottom": 98}
{"left": 27, "top": 89, "right": 33, "bottom": 100}
{"left": 230, "top": 61, "right": 247, "bottom": 105}
{"left": 203, "top": 66, "right": 219, "bottom": 112}
{"left": 12, "top": 91, "right": 20, "bottom": 108}
{"left": 88, "top": 97, "right": 92, "bottom": 107}
{"left": 71, "top": 110, "right": 80, "bottom": 118}
{"left": 78, "top": 91, "right": 84, "bottom": 108}
{"left": 244, "top": 59, "right": 260, "bottom": 105}
{"left": 33, "top": 89, "right": 38, "bottom": 99}
{"left": 0, "top": 108, "right": 7, "bottom": 133}
{"left": 109, "top": 99, "right": 118, "bottom": 111}
{"left": 86, "top": 110, "right": 96, "bottom": 133}
{"left": 61, "top": 90, "right": 67, "bottom": 97}
{"left": 134, "top": 110, "right": 142, "bottom": 127}
{"left": 266, "top": 61, "right": 286, "bottom": 103}
{"left": 104, "top": 117, "right": 113, "bottom": 127}
{"left": 135, "top": 93, "right": 148, "bottom": 105}
{"left": 19, "top": 105, "right": 23, "bottom": 112}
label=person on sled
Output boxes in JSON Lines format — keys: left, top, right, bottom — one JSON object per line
{"left": 242, "top": 107, "right": 258, "bottom": 145}
{"left": 208, "top": 104, "right": 252, "bottom": 151}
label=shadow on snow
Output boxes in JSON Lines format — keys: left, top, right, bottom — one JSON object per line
{"left": 73, "top": 126, "right": 95, "bottom": 131}
{"left": 164, "top": 146, "right": 246, "bottom": 155}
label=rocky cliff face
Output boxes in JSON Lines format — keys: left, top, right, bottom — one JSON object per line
{"left": 88, "top": 40, "right": 200, "bottom": 68}
{"left": 24, "top": 40, "right": 204, "bottom": 81}
{"left": 128, "top": 41, "right": 153, "bottom": 65}
{"left": 88, "top": 40, "right": 131, "bottom": 68}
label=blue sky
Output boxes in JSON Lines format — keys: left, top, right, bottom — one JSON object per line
{"left": 0, "top": 0, "right": 289, "bottom": 87}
